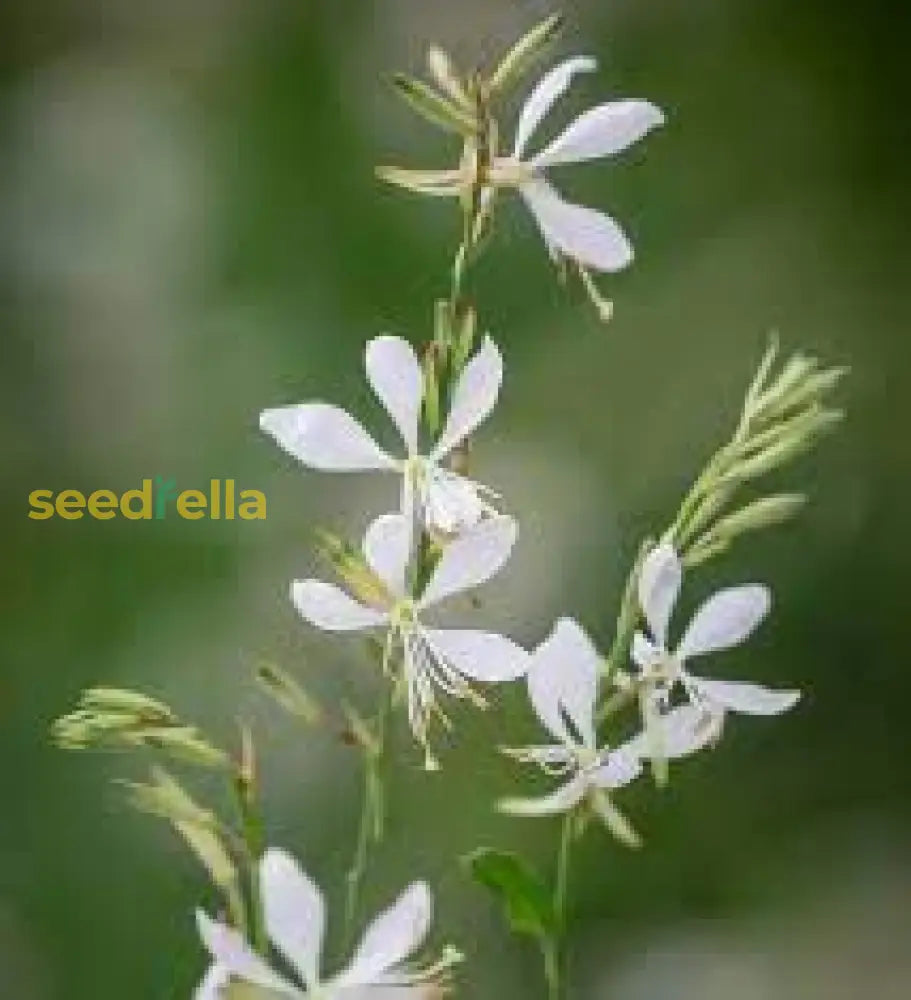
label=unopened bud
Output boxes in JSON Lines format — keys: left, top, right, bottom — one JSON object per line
{"left": 488, "top": 13, "right": 565, "bottom": 94}
{"left": 390, "top": 74, "right": 477, "bottom": 135}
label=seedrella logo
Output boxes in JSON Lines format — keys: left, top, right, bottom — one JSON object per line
{"left": 28, "top": 477, "right": 267, "bottom": 521}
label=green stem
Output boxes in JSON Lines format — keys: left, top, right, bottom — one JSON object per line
{"left": 542, "top": 938, "right": 561, "bottom": 1000}
{"left": 344, "top": 698, "right": 389, "bottom": 944}
{"left": 231, "top": 768, "right": 268, "bottom": 956}
{"left": 542, "top": 813, "right": 576, "bottom": 1000}
{"left": 554, "top": 813, "right": 574, "bottom": 929}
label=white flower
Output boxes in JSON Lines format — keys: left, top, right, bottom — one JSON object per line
{"left": 292, "top": 513, "right": 528, "bottom": 757}
{"left": 489, "top": 56, "right": 665, "bottom": 273}
{"left": 499, "top": 618, "right": 649, "bottom": 845}
{"left": 261, "top": 334, "right": 502, "bottom": 538}
{"left": 195, "top": 847, "right": 458, "bottom": 998}
{"left": 632, "top": 542, "right": 801, "bottom": 721}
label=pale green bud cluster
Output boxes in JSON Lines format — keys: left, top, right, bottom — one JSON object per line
{"left": 670, "top": 336, "right": 847, "bottom": 566}
{"left": 52, "top": 687, "right": 228, "bottom": 768}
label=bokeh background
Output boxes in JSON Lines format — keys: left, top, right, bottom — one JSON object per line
{"left": 2, "top": 1, "right": 908, "bottom": 997}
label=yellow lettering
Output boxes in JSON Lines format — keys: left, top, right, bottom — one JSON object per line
{"left": 121, "top": 479, "right": 152, "bottom": 520}
{"left": 56, "top": 489, "right": 86, "bottom": 520}
{"left": 177, "top": 489, "right": 207, "bottom": 520}
{"left": 239, "top": 490, "right": 267, "bottom": 520}
{"left": 88, "top": 489, "right": 118, "bottom": 520}
{"left": 28, "top": 489, "right": 55, "bottom": 520}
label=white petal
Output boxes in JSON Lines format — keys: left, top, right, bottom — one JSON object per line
{"left": 499, "top": 775, "right": 587, "bottom": 817}
{"left": 365, "top": 335, "right": 423, "bottom": 453}
{"left": 591, "top": 746, "right": 642, "bottom": 789}
{"left": 631, "top": 631, "right": 662, "bottom": 669}
{"left": 423, "top": 469, "right": 491, "bottom": 536}
{"left": 629, "top": 704, "right": 723, "bottom": 759}
{"left": 423, "top": 628, "right": 529, "bottom": 682}
{"left": 691, "top": 677, "right": 800, "bottom": 716}
{"left": 260, "top": 848, "right": 325, "bottom": 989}
{"left": 637, "top": 542, "right": 682, "bottom": 647}
{"left": 194, "top": 963, "right": 229, "bottom": 1000}
{"left": 532, "top": 99, "right": 665, "bottom": 169}
{"left": 334, "top": 882, "right": 432, "bottom": 988}
{"left": 419, "top": 516, "right": 516, "bottom": 607}
{"left": 195, "top": 910, "right": 299, "bottom": 997}
{"left": 677, "top": 585, "right": 771, "bottom": 661}
{"left": 513, "top": 56, "right": 597, "bottom": 159}
{"left": 291, "top": 580, "right": 388, "bottom": 631}
{"left": 260, "top": 403, "right": 397, "bottom": 472}
{"left": 363, "top": 513, "right": 411, "bottom": 597}
{"left": 527, "top": 618, "right": 600, "bottom": 748}
{"left": 520, "top": 178, "right": 633, "bottom": 272}
{"left": 431, "top": 335, "right": 503, "bottom": 458}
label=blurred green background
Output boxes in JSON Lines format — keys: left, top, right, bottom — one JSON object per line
{"left": 1, "top": 1, "right": 908, "bottom": 997}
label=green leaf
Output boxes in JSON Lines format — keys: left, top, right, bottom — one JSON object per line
{"left": 465, "top": 848, "right": 556, "bottom": 940}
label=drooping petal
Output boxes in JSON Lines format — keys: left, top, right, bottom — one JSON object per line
{"left": 333, "top": 882, "right": 432, "bottom": 988}
{"left": 195, "top": 910, "right": 300, "bottom": 997}
{"left": 431, "top": 335, "right": 503, "bottom": 459}
{"left": 193, "top": 963, "right": 230, "bottom": 1000}
{"left": 519, "top": 178, "right": 633, "bottom": 272}
{"left": 677, "top": 585, "right": 771, "bottom": 661}
{"left": 363, "top": 513, "right": 411, "bottom": 597}
{"left": 637, "top": 542, "right": 682, "bottom": 647}
{"left": 532, "top": 99, "right": 665, "bottom": 169}
{"left": 365, "top": 336, "right": 424, "bottom": 454}
{"left": 499, "top": 775, "right": 587, "bottom": 817}
{"left": 588, "top": 790, "right": 642, "bottom": 848}
{"left": 527, "top": 618, "right": 600, "bottom": 749}
{"left": 260, "top": 403, "right": 397, "bottom": 472}
{"left": 260, "top": 848, "right": 325, "bottom": 989}
{"left": 591, "top": 745, "right": 642, "bottom": 789}
{"left": 628, "top": 704, "right": 723, "bottom": 759}
{"left": 291, "top": 580, "right": 388, "bottom": 631}
{"left": 690, "top": 677, "right": 800, "bottom": 716}
{"left": 423, "top": 628, "right": 529, "bottom": 682}
{"left": 418, "top": 516, "right": 516, "bottom": 608}
{"left": 513, "top": 56, "right": 597, "bottom": 159}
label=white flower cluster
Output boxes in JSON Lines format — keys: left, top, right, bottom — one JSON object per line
{"left": 208, "top": 44, "right": 804, "bottom": 1000}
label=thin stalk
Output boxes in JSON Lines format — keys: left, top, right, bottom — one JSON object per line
{"left": 542, "top": 938, "right": 561, "bottom": 1000}
{"left": 553, "top": 813, "right": 574, "bottom": 928}
{"left": 343, "top": 697, "right": 389, "bottom": 944}
{"left": 542, "top": 813, "right": 576, "bottom": 1000}
{"left": 231, "top": 768, "right": 268, "bottom": 956}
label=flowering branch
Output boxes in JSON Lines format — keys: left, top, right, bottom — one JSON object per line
{"left": 48, "top": 12, "right": 847, "bottom": 1000}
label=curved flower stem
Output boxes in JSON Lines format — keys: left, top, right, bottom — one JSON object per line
{"left": 343, "top": 696, "right": 389, "bottom": 945}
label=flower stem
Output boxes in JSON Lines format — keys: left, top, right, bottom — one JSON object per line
{"left": 343, "top": 697, "right": 389, "bottom": 944}
{"left": 230, "top": 761, "right": 268, "bottom": 956}
{"left": 542, "top": 938, "right": 561, "bottom": 1000}
{"left": 541, "top": 813, "right": 576, "bottom": 1000}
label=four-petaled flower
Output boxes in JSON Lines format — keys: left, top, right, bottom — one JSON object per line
{"left": 498, "top": 619, "right": 643, "bottom": 844}
{"left": 261, "top": 334, "right": 503, "bottom": 539}
{"left": 632, "top": 542, "right": 801, "bottom": 727}
{"left": 292, "top": 513, "right": 529, "bottom": 759}
{"left": 196, "top": 847, "right": 458, "bottom": 998}
{"left": 489, "top": 56, "right": 665, "bottom": 274}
